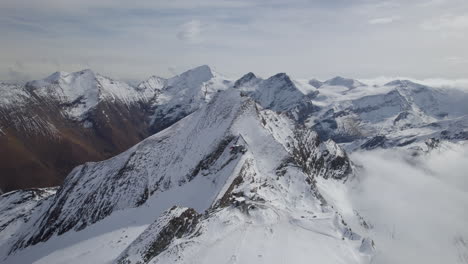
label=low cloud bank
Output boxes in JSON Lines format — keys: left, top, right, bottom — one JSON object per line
{"left": 359, "top": 77, "right": 468, "bottom": 91}
{"left": 350, "top": 144, "right": 468, "bottom": 264}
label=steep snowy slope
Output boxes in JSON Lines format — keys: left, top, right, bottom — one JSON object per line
{"left": 148, "top": 65, "right": 230, "bottom": 132}
{"left": 114, "top": 95, "right": 367, "bottom": 264}
{"left": 2, "top": 89, "right": 372, "bottom": 264}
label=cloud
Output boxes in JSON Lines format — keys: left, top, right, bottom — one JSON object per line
{"left": 421, "top": 14, "right": 468, "bottom": 31}
{"left": 177, "top": 20, "right": 203, "bottom": 44}
{"left": 5, "top": 61, "right": 32, "bottom": 82}
{"left": 350, "top": 144, "right": 468, "bottom": 264}
{"left": 0, "top": 0, "right": 467, "bottom": 80}
{"left": 368, "top": 16, "right": 400, "bottom": 25}
{"left": 445, "top": 56, "right": 468, "bottom": 65}
{"left": 358, "top": 76, "right": 468, "bottom": 90}
{"left": 168, "top": 66, "right": 178, "bottom": 76}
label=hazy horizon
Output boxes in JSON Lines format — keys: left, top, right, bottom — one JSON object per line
{"left": 1, "top": 0, "right": 467, "bottom": 81}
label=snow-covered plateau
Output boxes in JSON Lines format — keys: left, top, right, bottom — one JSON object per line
{"left": 0, "top": 66, "right": 467, "bottom": 264}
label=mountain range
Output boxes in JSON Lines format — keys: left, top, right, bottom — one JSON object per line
{"left": 0, "top": 65, "right": 467, "bottom": 263}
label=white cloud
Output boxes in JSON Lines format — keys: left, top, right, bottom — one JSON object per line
{"left": 368, "top": 16, "right": 400, "bottom": 25}
{"left": 445, "top": 56, "right": 468, "bottom": 65}
{"left": 421, "top": 14, "right": 468, "bottom": 31}
{"left": 358, "top": 76, "right": 468, "bottom": 90}
{"left": 177, "top": 20, "right": 203, "bottom": 44}
{"left": 350, "top": 144, "right": 468, "bottom": 264}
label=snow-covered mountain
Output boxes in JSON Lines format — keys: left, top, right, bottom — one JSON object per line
{"left": 1, "top": 66, "right": 467, "bottom": 264}
{"left": 1, "top": 88, "right": 374, "bottom": 264}
{"left": 0, "top": 66, "right": 229, "bottom": 192}
{"left": 234, "top": 72, "right": 319, "bottom": 122}
{"left": 146, "top": 65, "right": 230, "bottom": 132}
{"left": 0, "top": 70, "right": 157, "bottom": 192}
{"left": 322, "top": 76, "right": 367, "bottom": 90}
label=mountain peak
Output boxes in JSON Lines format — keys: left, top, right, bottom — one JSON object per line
{"left": 324, "top": 76, "right": 366, "bottom": 89}
{"left": 42, "top": 71, "right": 69, "bottom": 82}
{"left": 271, "top": 72, "right": 290, "bottom": 79}
{"left": 233, "top": 72, "right": 259, "bottom": 88}
{"left": 167, "top": 65, "right": 214, "bottom": 88}
{"left": 137, "top": 75, "right": 167, "bottom": 92}
{"left": 182, "top": 65, "right": 213, "bottom": 78}
{"left": 308, "top": 78, "right": 323, "bottom": 88}
{"left": 264, "top": 73, "right": 296, "bottom": 90}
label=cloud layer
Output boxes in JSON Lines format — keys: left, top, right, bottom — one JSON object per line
{"left": 350, "top": 144, "right": 468, "bottom": 264}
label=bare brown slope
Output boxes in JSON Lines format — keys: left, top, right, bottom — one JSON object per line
{"left": 0, "top": 99, "right": 152, "bottom": 192}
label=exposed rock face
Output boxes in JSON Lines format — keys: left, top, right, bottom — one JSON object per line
{"left": 308, "top": 78, "right": 323, "bottom": 88}
{"left": 291, "top": 128, "right": 352, "bottom": 180}
{"left": 115, "top": 207, "right": 201, "bottom": 264}
{"left": 361, "top": 135, "right": 387, "bottom": 150}
{"left": 0, "top": 188, "right": 56, "bottom": 234}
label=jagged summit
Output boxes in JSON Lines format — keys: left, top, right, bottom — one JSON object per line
{"left": 235, "top": 72, "right": 302, "bottom": 108}
{"left": 233, "top": 72, "right": 259, "bottom": 88}
{"left": 323, "top": 76, "right": 366, "bottom": 89}
{"left": 309, "top": 78, "right": 323, "bottom": 88}
{"left": 137, "top": 75, "right": 167, "bottom": 94}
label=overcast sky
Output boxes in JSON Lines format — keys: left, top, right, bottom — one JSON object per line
{"left": 1, "top": 0, "right": 467, "bottom": 82}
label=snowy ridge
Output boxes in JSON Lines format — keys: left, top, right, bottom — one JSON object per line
{"left": 236, "top": 72, "right": 306, "bottom": 112}
{"left": 113, "top": 94, "right": 367, "bottom": 263}
{"left": 25, "top": 69, "right": 156, "bottom": 121}
{"left": 148, "top": 65, "right": 231, "bottom": 132}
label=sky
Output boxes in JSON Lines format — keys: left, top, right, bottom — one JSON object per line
{"left": 1, "top": 0, "right": 467, "bottom": 82}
